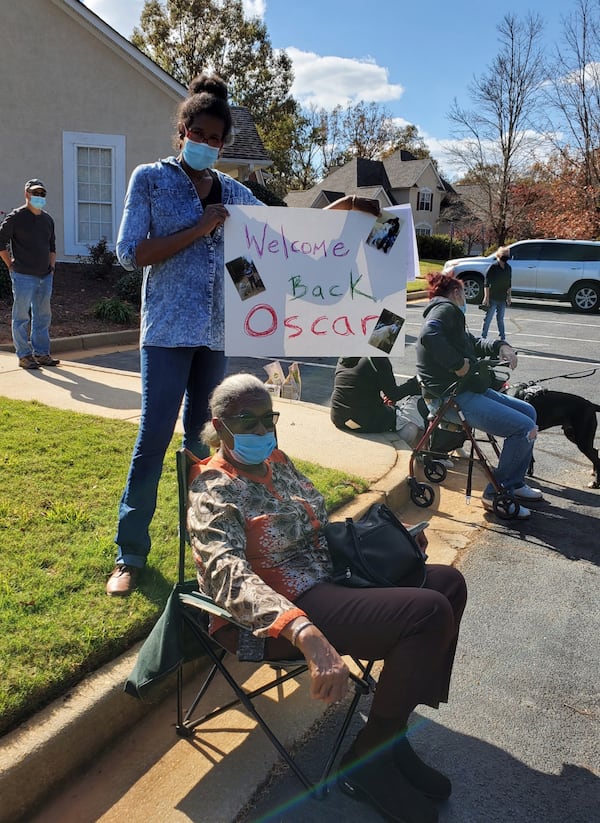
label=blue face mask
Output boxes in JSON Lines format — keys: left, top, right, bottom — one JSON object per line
{"left": 222, "top": 423, "right": 277, "bottom": 465}
{"left": 29, "top": 196, "right": 46, "bottom": 210}
{"left": 182, "top": 138, "right": 220, "bottom": 171}
{"left": 458, "top": 302, "right": 467, "bottom": 315}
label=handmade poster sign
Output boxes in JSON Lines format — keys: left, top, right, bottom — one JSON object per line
{"left": 224, "top": 204, "right": 418, "bottom": 356}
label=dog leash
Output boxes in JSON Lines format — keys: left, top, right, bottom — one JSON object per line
{"left": 510, "top": 367, "right": 596, "bottom": 391}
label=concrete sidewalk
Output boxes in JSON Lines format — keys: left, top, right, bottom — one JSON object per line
{"left": 0, "top": 331, "right": 486, "bottom": 823}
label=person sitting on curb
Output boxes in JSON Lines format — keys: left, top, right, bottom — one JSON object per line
{"left": 416, "top": 273, "right": 542, "bottom": 518}
{"left": 331, "top": 357, "right": 423, "bottom": 443}
{"left": 330, "top": 357, "right": 454, "bottom": 466}
{"left": 188, "top": 372, "right": 467, "bottom": 823}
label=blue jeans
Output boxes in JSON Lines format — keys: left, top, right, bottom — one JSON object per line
{"left": 10, "top": 270, "right": 53, "bottom": 358}
{"left": 481, "top": 299, "right": 506, "bottom": 340}
{"left": 115, "top": 345, "right": 226, "bottom": 567}
{"left": 455, "top": 389, "right": 537, "bottom": 496}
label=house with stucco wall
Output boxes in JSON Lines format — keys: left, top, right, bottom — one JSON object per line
{"left": 0, "top": 0, "right": 271, "bottom": 261}
{"left": 285, "top": 152, "right": 449, "bottom": 235}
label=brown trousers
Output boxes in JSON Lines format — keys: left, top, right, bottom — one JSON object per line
{"left": 217, "top": 565, "right": 467, "bottom": 752}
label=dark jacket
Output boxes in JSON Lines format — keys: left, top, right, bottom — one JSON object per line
{"left": 330, "top": 357, "right": 420, "bottom": 432}
{"left": 0, "top": 205, "right": 55, "bottom": 276}
{"left": 484, "top": 261, "right": 512, "bottom": 301}
{"left": 415, "top": 297, "right": 502, "bottom": 397}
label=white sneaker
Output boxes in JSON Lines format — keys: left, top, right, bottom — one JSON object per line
{"left": 482, "top": 496, "right": 531, "bottom": 519}
{"left": 451, "top": 447, "right": 470, "bottom": 459}
{"left": 437, "top": 458, "right": 454, "bottom": 468}
{"left": 512, "top": 484, "right": 543, "bottom": 501}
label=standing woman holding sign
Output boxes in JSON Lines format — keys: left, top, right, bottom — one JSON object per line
{"left": 108, "top": 71, "right": 380, "bottom": 595}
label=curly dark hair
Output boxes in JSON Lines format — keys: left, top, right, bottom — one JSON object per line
{"left": 426, "top": 272, "right": 464, "bottom": 300}
{"left": 174, "top": 72, "right": 233, "bottom": 149}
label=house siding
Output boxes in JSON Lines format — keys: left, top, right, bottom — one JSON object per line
{"left": 0, "top": 0, "right": 183, "bottom": 259}
{"left": 1, "top": 2, "right": 270, "bottom": 265}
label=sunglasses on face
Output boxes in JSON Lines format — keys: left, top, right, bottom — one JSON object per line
{"left": 222, "top": 412, "right": 280, "bottom": 432}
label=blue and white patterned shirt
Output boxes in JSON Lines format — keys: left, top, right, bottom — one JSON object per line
{"left": 116, "top": 156, "right": 262, "bottom": 348}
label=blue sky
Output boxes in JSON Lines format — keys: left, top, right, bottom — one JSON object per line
{"left": 84, "top": 0, "right": 570, "bottom": 177}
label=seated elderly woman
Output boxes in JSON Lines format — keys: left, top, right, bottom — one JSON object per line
{"left": 187, "top": 373, "right": 467, "bottom": 823}
{"left": 416, "top": 273, "right": 542, "bottom": 518}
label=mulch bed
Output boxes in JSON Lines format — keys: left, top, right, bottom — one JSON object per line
{"left": 0, "top": 263, "right": 139, "bottom": 346}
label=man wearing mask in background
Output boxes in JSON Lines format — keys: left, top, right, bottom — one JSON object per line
{"left": 0, "top": 179, "right": 60, "bottom": 369}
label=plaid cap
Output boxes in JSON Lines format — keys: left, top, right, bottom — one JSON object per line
{"left": 25, "top": 178, "right": 47, "bottom": 191}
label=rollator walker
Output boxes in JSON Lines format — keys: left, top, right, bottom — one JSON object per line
{"left": 407, "top": 360, "right": 524, "bottom": 520}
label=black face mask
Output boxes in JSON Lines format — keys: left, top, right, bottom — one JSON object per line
{"left": 500, "top": 256, "right": 510, "bottom": 262}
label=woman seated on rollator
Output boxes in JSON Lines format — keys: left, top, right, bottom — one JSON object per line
{"left": 415, "top": 272, "right": 542, "bottom": 519}
{"left": 187, "top": 373, "right": 467, "bottom": 823}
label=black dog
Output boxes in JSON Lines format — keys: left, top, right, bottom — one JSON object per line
{"left": 513, "top": 384, "right": 600, "bottom": 488}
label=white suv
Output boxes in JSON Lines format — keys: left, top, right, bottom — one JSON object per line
{"left": 443, "top": 239, "right": 600, "bottom": 313}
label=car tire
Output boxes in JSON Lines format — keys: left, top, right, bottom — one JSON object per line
{"left": 569, "top": 281, "right": 600, "bottom": 313}
{"left": 458, "top": 274, "right": 484, "bottom": 304}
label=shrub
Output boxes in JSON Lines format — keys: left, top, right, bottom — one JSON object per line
{"left": 416, "top": 234, "right": 465, "bottom": 261}
{"left": 0, "top": 259, "right": 10, "bottom": 299}
{"left": 115, "top": 271, "right": 143, "bottom": 307}
{"left": 243, "top": 179, "right": 288, "bottom": 206}
{"left": 78, "top": 237, "right": 118, "bottom": 278}
{"left": 94, "top": 297, "right": 135, "bottom": 324}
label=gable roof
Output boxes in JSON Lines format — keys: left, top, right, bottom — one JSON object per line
{"left": 62, "top": 0, "right": 270, "bottom": 166}
{"left": 285, "top": 150, "right": 444, "bottom": 207}
{"left": 226, "top": 107, "right": 272, "bottom": 165}
{"left": 383, "top": 155, "right": 438, "bottom": 188}
{"left": 60, "top": 0, "right": 185, "bottom": 97}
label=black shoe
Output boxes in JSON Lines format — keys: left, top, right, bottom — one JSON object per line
{"left": 393, "top": 736, "right": 452, "bottom": 801}
{"left": 338, "top": 746, "right": 438, "bottom": 823}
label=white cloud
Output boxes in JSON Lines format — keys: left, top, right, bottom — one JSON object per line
{"left": 243, "top": 0, "right": 266, "bottom": 17}
{"left": 286, "top": 47, "right": 403, "bottom": 109}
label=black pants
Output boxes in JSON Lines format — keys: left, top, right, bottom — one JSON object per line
{"left": 218, "top": 565, "right": 467, "bottom": 753}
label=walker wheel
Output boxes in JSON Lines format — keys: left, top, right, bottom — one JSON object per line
{"left": 424, "top": 461, "right": 447, "bottom": 483}
{"left": 493, "top": 493, "right": 521, "bottom": 520}
{"left": 410, "top": 482, "right": 435, "bottom": 508}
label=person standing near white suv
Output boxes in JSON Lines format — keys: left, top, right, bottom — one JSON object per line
{"left": 481, "top": 246, "right": 511, "bottom": 341}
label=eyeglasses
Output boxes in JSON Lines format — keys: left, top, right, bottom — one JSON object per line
{"left": 29, "top": 190, "right": 46, "bottom": 197}
{"left": 222, "top": 412, "right": 280, "bottom": 432}
{"left": 185, "top": 127, "right": 224, "bottom": 148}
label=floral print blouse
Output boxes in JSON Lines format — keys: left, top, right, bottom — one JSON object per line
{"left": 187, "top": 449, "right": 333, "bottom": 638}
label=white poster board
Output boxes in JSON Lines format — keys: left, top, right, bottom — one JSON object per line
{"left": 224, "top": 204, "right": 418, "bottom": 357}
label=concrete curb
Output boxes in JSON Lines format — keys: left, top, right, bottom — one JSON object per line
{"left": 0, "top": 328, "right": 139, "bottom": 354}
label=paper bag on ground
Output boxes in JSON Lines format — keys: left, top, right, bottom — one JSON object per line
{"left": 263, "top": 360, "right": 285, "bottom": 397}
{"left": 281, "top": 362, "right": 301, "bottom": 400}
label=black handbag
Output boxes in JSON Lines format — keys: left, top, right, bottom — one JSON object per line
{"left": 325, "top": 503, "right": 427, "bottom": 588}
{"left": 458, "top": 360, "right": 492, "bottom": 394}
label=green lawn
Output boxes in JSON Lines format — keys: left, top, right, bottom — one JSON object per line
{"left": 418, "top": 259, "right": 445, "bottom": 278}
{"left": 0, "top": 399, "right": 367, "bottom": 736}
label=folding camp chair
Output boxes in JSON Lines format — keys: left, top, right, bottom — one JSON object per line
{"left": 174, "top": 448, "right": 377, "bottom": 796}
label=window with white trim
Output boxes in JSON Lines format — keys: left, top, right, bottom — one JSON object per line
{"left": 415, "top": 223, "right": 432, "bottom": 236}
{"left": 417, "top": 188, "right": 433, "bottom": 211}
{"left": 62, "top": 132, "right": 126, "bottom": 256}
